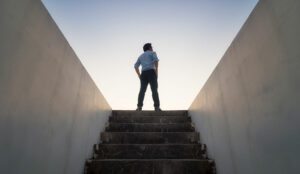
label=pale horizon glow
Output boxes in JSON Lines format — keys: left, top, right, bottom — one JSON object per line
{"left": 42, "top": 0, "right": 258, "bottom": 110}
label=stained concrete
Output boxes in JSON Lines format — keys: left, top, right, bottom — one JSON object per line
{"left": 94, "top": 144, "right": 204, "bottom": 159}
{"left": 189, "top": 0, "right": 300, "bottom": 174}
{"left": 106, "top": 123, "right": 195, "bottom": 132}
{"left": 86, "top": 110, "right": 215, "bottom": 174}
{"left": 101, "top": 132, "right": 200, "bottom": 144}
{"left": 112, "top": 110, "right": 188, "bottom": 116}
{"left": 87, "top": 159, "right": 212, "bottom": 174}
{"left": 0, "top": 0, "right": 111, "bottom": 174}
{"left": 109, "top": 115, "right": 191, "bottom": 123}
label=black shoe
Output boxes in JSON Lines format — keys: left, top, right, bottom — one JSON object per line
{"left": 155, "top": 107, "right": 162, "bottom": 112}
{"left": 136, "top": 107, "right": 142, "bottom": 111}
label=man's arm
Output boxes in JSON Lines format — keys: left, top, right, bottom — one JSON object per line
{"left": 154, "top": 61, "right": 158, "bottom": 78}
{"left": 134, "top": 58, "right": 141, "bottom": 79}
{"left": 152, "top": 52, "right": 159, "bottom": 78}
{"left": 135, "top": 67, "right": 141, "bottom": 79}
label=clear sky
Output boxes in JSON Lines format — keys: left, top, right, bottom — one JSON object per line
{"left": 42, "top": 0, "right": 258, "bottom": 110}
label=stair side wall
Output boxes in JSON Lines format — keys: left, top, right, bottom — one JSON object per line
{"left": 0, "top": 0, "right": 111, "bottom": 174}
{"left": 189, "top": 0, "right": 300, "bottom": 174}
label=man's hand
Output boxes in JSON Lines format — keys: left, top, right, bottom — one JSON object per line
{"left": 154, "top": 61, "right": 158, "bottom": 78}
{"left": 135, "top": 67, "right": 141, "bottom": 80}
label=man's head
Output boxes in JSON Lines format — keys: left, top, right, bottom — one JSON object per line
{"left": 143, "top": 43, "right": 153, "bottom": 52}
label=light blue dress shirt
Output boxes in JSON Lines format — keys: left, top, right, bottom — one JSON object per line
{"left": 134, "top": 51, "right": 159, "bottom": 71}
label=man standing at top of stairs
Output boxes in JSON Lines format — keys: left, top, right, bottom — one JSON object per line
{"left": 134, "top": 43, "right": 162, "bottom": 112}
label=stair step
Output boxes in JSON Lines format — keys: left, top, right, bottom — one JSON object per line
{"left": 106, "top": 123, "right": 195, "bottom": 132}
{"left": 86, "top": 159, "right": 212, "bottom": 174}
{"left": 85, "top": 110, "right": 215, "bottom": 174}
{"left": 101, "top": 132, "right": 200, "bottom": 144}
{"left": 94, "top": 144, "right": 204, "bottom": 159}
{"left": 109, "top": 115, "right": 191, "bottom": 123}
{"left": 112, "top": 110, "right": 188, "bottom": 117}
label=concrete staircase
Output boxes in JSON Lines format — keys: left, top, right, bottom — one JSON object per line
{"left": 84, "top": 110, "right": 216, "bottom": 174}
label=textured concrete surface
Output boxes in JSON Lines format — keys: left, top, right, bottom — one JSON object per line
{"left": 94, "top": 144, "right": 204, "bottom": 159}
{"left": 101, "top": 132, "right": 200, "bottom": 144}
{"left": 109, "top": 115, "right": 191, "bottom": 123}
{"left": 85, "top": 110, "right": 215, "bottom": 174}
{"left": 87, "top": 159, "right": 212, "bottom": 174}
{"left": 0, "top": 0, "right": 111, "bottom": 174}
{"left": 189, "top": 0, "right": 300, "bottom": 174}
{"left": 106, "top": 123, "right": 195, "bottom": 132}
{"left": 112, "top": 110, "right": 188, "bottom": 116}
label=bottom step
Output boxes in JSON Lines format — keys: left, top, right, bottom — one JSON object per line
{"left": 85, "top": 159, "right": 212, "bottom": 174}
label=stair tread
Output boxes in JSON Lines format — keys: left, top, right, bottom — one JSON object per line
{"left": 90, "top": 159, "right": 209, "bottom": 161}
{"left": 85, "top": 110, "right": 215, "bottom": 174}
{"left": 108, "top": 123, "right": 192, "bottom": 125}
{"left": 86, "top": 159, "right": 212, "bottom": 174}
{"left": 96, "top": 144, "right": 202, "bottom": 146}
{"left": 112, "top": 110, "right": 188, "bottom": 117}
{"left": 94, "top": 144, "right": 204, "bottom": 159}
{"left": 109, "top": 116, "right": 191, "bottom": 123}
{"left": 110, "top": 115, "right": 190, "bottom": 118}
{"left": 100, "top": 132, "right": 200, "bottom": 135}
{"left": 101, "top": 132, "right": 200, "bottom": 144}
{"left": 102, "top": 132, "right": 197, "bottom": 133}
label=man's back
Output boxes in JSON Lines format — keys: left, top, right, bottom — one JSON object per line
{"left": 135, "top": 51, "right": 159, "bottom": 72}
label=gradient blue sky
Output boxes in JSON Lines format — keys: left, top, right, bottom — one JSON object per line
{"left": 42, "top": 0, "right": 258, "bottom": 110}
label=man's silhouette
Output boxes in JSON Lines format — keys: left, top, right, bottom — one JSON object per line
{"left": 134, "top": 43, "right": 161, "bottom": 111}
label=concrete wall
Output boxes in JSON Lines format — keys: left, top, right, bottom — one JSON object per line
{"left": 189, "top": 0, "right": 300, "bottom": 174}
{"left": 0, "top": 0, "right": 111, "bottom": 174}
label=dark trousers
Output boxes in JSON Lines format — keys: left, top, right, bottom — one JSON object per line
{"left": 137, "top": 69, "right": 160, "bottom": 108}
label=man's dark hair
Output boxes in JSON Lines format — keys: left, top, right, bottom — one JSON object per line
{"left": 143, "top": 43, "right": 152, "bottom": 52}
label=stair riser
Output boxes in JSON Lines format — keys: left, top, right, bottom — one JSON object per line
{"left": 85, "top": 110, "right": 215, "bottom": 174}
{"left": 109, "top": 116, "right": 191, "bottom": 123}
{"left": 94, "top": 145, "right": 204, "bottom": 159}
{"left": 106, "top": 123, "right": 194, "bottom": 132}
{"left": 86, "top": 160, "right": 211, "bottom": 174}
{"left": 101, "top": 132, "right": 200, "bottom": 144}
